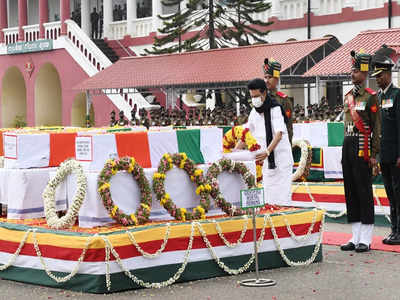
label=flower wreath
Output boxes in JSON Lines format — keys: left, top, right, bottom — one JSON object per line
{"left": 292, "top": 140, "right": 312, "bottom": 182}
{"left": 153, "top": 153, "right": 211, "bottom": 221}
{"left": 98, "top": 157, "right": 152, "bottom": 226}
{"left": 207, "top": 158, "right": 256, "bottom": 216}
{"left": 223, "top": 126, "right": 263, "bottom": 183}
{"left": 43, "top": 159, "right": 87, "bottom": 229}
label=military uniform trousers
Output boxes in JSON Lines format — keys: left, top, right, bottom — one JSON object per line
{"left": 342, "top": 136, "right": 374, "bottom": 224}
{"left": 381, "top": 163, "right": 400, "bottom": 232}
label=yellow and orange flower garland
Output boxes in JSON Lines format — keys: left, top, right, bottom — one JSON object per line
{"left": 153, "top": 153, "right": 211, "bottom": 221}
{"left": 223, "top": 126, "right": 263, "bottom": 183}
{"left": 98, "top": 157, "right": 152, "bottom": 226}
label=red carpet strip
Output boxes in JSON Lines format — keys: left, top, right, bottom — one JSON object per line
{"left": 323, "top": 231, "right": 400, "bottom": 253}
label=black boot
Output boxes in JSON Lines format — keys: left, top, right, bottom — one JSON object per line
{"left": 387, "top": 213, "right": 400, "bottom": 245}
{"left": 383, "top": 205, "right": 397, "bottom": 244}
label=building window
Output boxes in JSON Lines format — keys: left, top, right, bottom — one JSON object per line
{"left": 137, "top": 0, "right": 152, "bottom": 18}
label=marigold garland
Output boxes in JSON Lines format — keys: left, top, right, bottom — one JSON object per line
{"left": 206, "top": 158, "right": 256, "bottom": 216}
{"left": 223, "top": 126, "right": 263, "bottom": 183}
{"left": 153, "top": 153, "right": 211, "bottom": 221}
{"left": 98, "top": 157, "right": 152, "bottom": 226}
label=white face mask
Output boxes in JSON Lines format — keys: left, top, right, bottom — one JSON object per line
{"left": 251, "top": 96, "right": 263, "bottom": 108}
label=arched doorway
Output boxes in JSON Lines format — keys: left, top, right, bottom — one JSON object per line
{"left": 1, "top": 66, "right": 27, "bottom": 128}
{"left": 34, "top": 63, "right": 62, "bottom": 126}
{"left": 71, "top": 92, "right": 95, "bottom": 127}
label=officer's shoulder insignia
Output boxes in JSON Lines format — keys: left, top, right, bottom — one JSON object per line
{"left": 276, "top": 91, "right": 288, "bottom": 98}
{"left": 365, "top": 88, "right": 377, "bottom": 95}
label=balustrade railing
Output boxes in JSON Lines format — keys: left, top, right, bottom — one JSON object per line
{"left": 3, "top": 27, "right": 19, "bottom": 45}
{"left": 23, "top": 24, "right": 40, "bottom": 42}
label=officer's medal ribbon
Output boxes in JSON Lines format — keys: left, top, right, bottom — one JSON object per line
{"left": 382, "top": 99, "right": 393, "bottom": 109}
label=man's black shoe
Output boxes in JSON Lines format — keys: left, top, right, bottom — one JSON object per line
{"left": 386, "top": 233, "right": 400, "bottom": 245}
{"left": 340, "top": 242, "right": 355, "bottom": 251}
{"left": 355, "top": 243, "right": 370, "bottom": 253}
{"left": 383, "top": 232, "right": 395, "bottom": 244}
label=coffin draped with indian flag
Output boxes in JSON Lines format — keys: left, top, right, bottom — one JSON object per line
{"left": 1, "top": 127, "right": 223, "bottom": 169}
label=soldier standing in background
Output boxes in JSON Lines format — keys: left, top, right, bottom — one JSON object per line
{"left": 341, "top": 50, "right": 380, "bottom": 253}
{"left": 263, "top": 58, "right": 293, "bottom": 144}
{"left": 372, "top": 45, "right": 400, "bottom": 245}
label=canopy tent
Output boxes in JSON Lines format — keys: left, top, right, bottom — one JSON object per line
{"left": 76, "top": 37, "right": 341, "bottom": 94}
{"left": 304, "top": 28, "right": 400, "bottom": 79}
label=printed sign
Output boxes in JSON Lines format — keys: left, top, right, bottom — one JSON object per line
{"left": 3, "top": 135, "right": 17, "bottom": 159}
{"left": 7, "top": 39, "right": 53, "bottom": 55}
{"left": 240, "top": 188, "right": 265, "bottom": 209}
{"left": 75, "top": 136, "right": 93, "bottom": 162}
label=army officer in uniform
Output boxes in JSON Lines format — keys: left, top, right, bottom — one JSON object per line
{"left": 372, "top": 45, "right": 400, "bottom": 245}
{"left": 263, "top": 58, "right": 293, "bottom": 144}
{"left": 340, "top": 50, "right": 380, "bottom": 253}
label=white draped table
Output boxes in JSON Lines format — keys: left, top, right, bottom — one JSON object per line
{"left": 0, "top": 168, "right": 67, "bottom": 219}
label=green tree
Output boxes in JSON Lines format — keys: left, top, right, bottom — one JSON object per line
{"left": 219, "top": 0, "right": 272, "bottom": 46}
{"left": 145, "top": 0, "right": 271, "bottom": 55}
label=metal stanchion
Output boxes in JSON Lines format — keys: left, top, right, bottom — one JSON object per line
{"left": 240, "top": 207, "right": 276, "bottom": 287}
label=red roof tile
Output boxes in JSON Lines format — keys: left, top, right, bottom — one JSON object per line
{"left": 76, "top": 37, "right": 332, "bottom": 91}
{"left": 305, "top": 28, "right": 400, "bottom": 77}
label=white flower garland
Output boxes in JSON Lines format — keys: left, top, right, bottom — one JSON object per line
{"left": 0, "top": 229, "right": 31, "bottom": 271}
{"left": 195, "top": 217, "right": 267, "bottom": 275}
{"left": 32, "top": 229, "right": 96, "bottom": 283}
{"left": 0, "top": 211, "right": 325, "bottom": 289}
{"left": 99, "top": 222, "right": 196, "bottom": 290}
{"left": 213, "top": 215, "right": 248, "bottom": 248}
{"left": 277, "top": 208, "right": 319, "bottom": 243}
{"left": 126, "top": 223, "right": 171, "bottom": 258}
{"left": 267, "top": 212, "right": 325, "bottom": 267}
{"left": 292, "top": 140, "right": 312, "bottom": 182}
{"left": 373, "top": 185, "right": 391, "bottom": 223}
{"left": 43, "top": 159, "right": 87, "bottom": 229}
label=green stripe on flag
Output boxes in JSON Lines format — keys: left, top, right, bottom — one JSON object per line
{"left": 219, "top": 126, "right": 233, "bottom": 135}
{"left": 328, "top": 122, "right": 344, "bottom": 146}
{"left": 293, "top": 147, "right": 323, "bottom": 165}
{"left": 176, "top": 129, "right": 205, "bottom": 164}
{"left": 293, "top": 147, "right": 325, "bottom": 181}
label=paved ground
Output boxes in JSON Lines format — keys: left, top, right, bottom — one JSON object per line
{"left": 0, "top": 222, "right": 398, "bottom": 300}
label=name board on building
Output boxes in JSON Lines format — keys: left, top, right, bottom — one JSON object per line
{"left": 7, "top": 40, "right": 53, "bottom": 55}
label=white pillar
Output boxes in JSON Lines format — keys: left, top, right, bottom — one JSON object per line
{"left": 103, "top": 0, "right": 112, "bottom": 39}
{"left": 152, "top": 0, "right": 162, "bottom": 33}
{"left": 344, "top": 0, "right": 357, "bottom": 8}
{"left": 310, "top": 0, "right": 320, "bottom": 15}
{"left": 304, "top": 83, "right": 309, "bottom": 117}
{"left": 127, "top": 0, "right": 137, "bottom": 37}
{"left": 270, "top": 0, "right": 280, "bottom": 18}
{"left": 81, "top": 0, "right": 90, "bottom": 37}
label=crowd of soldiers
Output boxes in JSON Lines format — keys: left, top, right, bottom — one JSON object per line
{"left": 109, "top": 100, "right": 343, "bottom": 128}
{"left": 109, "top": 105, "right": 252, "bottom": 128}
{"left": 293, "top": 102, "right": 343, "bottom": 122}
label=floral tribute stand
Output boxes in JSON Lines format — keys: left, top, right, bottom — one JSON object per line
{"left": 0, "top": 155, "right": 324, "bottom": 294}
{"left": 239, "top": 188, "right": 276, "bottom": 288}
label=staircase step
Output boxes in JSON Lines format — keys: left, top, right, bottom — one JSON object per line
{"left": 92, "top": 38, "right": 120, "bottom": 63}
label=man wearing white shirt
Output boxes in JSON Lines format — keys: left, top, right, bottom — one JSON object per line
{"left": 245, "top": 78, "right": 294, "bottom": 205}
